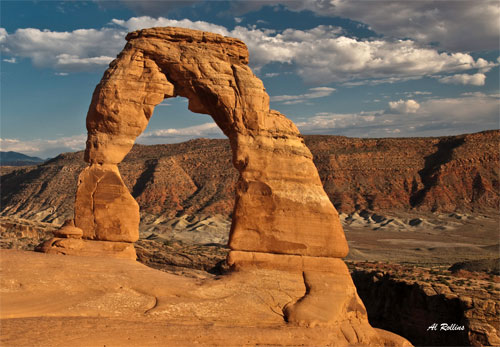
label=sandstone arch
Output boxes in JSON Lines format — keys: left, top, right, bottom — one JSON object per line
{"left": 75, "top": 27, "right": 348, "bottom": 259}
{"left": 36, "top": 28, "right": 413, "bottom": 342}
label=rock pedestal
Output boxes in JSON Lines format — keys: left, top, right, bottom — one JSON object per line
{"left": 36, "top": 27, "right": 410, "bottom": 343}
{"left": 36, "top": 238, "right": 137, "bottom": 260}
{"left": 37, "top": 219, "right": 136, "bottom": 260}
{"left": 74, "top": 164, "right": 139, "bottom": 242}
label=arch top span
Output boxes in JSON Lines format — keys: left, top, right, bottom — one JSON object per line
{"left": 78, "top": 26, "right": 348, "bottom": 259}
{"left": 85, "top": 27, "right": 275, "bottom": 165}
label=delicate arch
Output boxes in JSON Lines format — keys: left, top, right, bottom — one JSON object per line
{"left": 75, "top": 27, "right": 348, "bottom": 259}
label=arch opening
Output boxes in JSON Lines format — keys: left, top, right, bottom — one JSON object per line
{"left": 128, "top": 95, "right": 235, "bottom": 251}
{"left": 137, "top": 96, "right": 225, "bottom": 146}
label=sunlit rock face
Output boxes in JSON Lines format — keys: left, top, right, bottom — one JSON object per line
{"left": 36, "top": 28, "right": 414, "bottom": 343}
{"left": 80, "top": 26, "right": 348, "bottom": 258}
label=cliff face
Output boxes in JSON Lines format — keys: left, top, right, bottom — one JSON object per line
{"left": 119, "top": 139, "right": 237, "bottom": 220}
{"left": 350, "top": 263, "right": 500, "bottom": 346}
{"left": 309, "top": 130, "right": 499, "bottom": 213}
{"left": 1, "top": 130, "right": 498, "bottom": 223}
{"left": 0, "top": 153, "right": 86, "bottom": 223}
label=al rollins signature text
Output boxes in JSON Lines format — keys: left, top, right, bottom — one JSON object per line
{"left": 427, "top": 323, "right": 465, "bottom": 331}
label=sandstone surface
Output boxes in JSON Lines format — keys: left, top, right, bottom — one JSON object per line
{"left": 0, "top": 249, "right": 410, "bottom": 346}
{"left": 350, "top": 262, "right": 500, "bottom": 346}
{"left": 52, "top": 219, "right": 83, "bottom": 239}
{"left": 35, "top": 237, "right": 137, "bottom": 260}
{"left": 2, "top": 217, "right": 498, "bottom": 345}
{"left": 74, "top": 164, "right": 139, "bottom": 242}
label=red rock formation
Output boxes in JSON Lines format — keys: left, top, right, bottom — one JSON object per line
{"left": 75, "top": 164, "right": 139, "bottom": 242}
{"left": 351, "top": 263, "right": 500, "bottom": 346}
{"left": 76, "top": 27, "right": 348, "bottom": 259}
{"left": 36, "top": 27, "right": 408, "bottom": 343}
{"left": 308, "top": 130, "right": 499, "bottom": 213}
{"left": 52, "top": 219, "right": 83, "bottom": 239}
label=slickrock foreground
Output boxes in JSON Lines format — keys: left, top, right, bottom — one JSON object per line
{"left": 31, "top": 27, "right": 408, "bottom": 344}
{"left": 0, "top": 249, "right": 410, "bottom": 346}
{"left": 1, "top": 217, "right": 498, "bottom": 346}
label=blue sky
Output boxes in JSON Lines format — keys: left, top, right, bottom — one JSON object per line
{"left": 1, "top": 0, "right": 499, "bottom": 158}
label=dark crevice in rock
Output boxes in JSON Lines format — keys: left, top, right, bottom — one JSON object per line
{"left": 352, "top": 271, "right": 471, "bottom": 346}
{"left": 410, "top": 136, "right": 465, "bottom": 209}
{"left": 131, "top": 159, "right": 159, "bottom": 198}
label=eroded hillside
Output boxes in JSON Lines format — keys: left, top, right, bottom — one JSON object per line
{"left": 1, "top": 130, "right": 498, "bottom": 224}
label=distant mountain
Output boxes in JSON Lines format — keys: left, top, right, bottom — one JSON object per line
{"left": 0, "top": 130, "right": 500, "bottom": 223}
{"left": 0, "top": 130, "right": 498, "bottom": 224}
{"left": 0, "top": 151, "right": 44, "bottom": 166}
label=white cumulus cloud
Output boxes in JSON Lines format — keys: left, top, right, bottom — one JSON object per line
{"left": 296, "top": 93, "right": 499, "bottom": 138}
{"left": 388, "top": 99, "right": 421, "bottom": 114}
{"left": 0, "top": 122, "right": 225, "bottom": 158}
{"left": 0, "top": 27, "right": 123, "bottom": 71}
{"left": 111, "top": 17, "right": 230, "bottom": 36}
{"left": 232, "top": 0, "right": 500, "bottom": 52}
{"left": 137, "top": 122, "right": 224, "bottom": 145}
{"left": 113, "top": 18, "right": 496, "bottom": 84}
{"left": 0, "top": 28, "right": 6, "bottom": 43}
{"left": 0, "top": 135, "right": 86, "bottom": 159}
{"left": 263, "top": 72, "right": 279, "bottom": 78}
{"left": 295, "top": 112, "right": 379, "bottom": 133}
{"left": 330, "top": 0, "right": 500, "bottom": 52}
{"left": 1, "top": 17, "right": 496, "bottom": 83}
{"left": 438, "top": 73, "right": 486, "bottom": 86}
